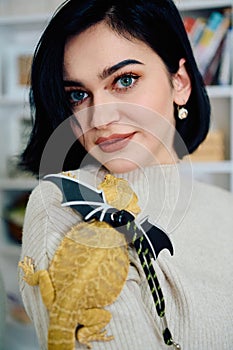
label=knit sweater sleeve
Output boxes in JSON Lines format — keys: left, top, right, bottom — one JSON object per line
{"left": 18, "top": 179, "right": 163, "bottom": 350}
{"left": 18, "top": 180, "right": 82, "bottom": 348}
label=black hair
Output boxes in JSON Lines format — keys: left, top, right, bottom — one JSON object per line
{"left": 19, "top": 0, "right": 210, "bottom": 175}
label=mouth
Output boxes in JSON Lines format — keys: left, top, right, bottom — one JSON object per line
{"left": 95, "top": 132, "right": 136, "bottom": 153}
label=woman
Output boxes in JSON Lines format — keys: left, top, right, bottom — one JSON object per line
{"left": 18, "top": 1, "right": 233, "bottom": 349}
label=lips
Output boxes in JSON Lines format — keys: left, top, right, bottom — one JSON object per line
{"left": 95, "top": 133, "right": 135, "bottom": 153}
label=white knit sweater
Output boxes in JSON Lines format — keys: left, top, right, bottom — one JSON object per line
{"left": 19, "top": 164, "right": 233, "bottom": 350}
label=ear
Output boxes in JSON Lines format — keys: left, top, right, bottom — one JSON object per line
{"left": 172, "top": 58, "right": 191, "bottom": 105}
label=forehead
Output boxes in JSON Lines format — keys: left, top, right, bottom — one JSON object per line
{"left": 63, "top": 22, "right": 162, "bottom": 79}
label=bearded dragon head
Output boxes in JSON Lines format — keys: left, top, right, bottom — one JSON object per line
{"left": 98, "top": 174, "right": 141, "bottom": 216}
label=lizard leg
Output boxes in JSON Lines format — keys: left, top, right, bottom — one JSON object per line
{"left": 18, "top": 256, "right": 55, "bottom": 309}
{"left": 18, "top": 256, "right": 40, "bottom": 286}
{"left": 77, "top": 308, "right": 114, "bottom": 349}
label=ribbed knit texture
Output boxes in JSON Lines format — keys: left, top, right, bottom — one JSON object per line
{"left": 19, "top": 164, "right": 233, "bottom": 349}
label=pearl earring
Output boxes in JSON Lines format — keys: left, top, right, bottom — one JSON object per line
{"left": 177, "top": 106, "right": 188, "bottom": 120}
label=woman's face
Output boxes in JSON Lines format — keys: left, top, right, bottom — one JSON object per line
{"left": 64, "top": 22, "right": 191, "bottom": 173}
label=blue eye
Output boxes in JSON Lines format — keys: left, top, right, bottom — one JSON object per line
{"left": 119, "top": 75, "right": 134, "bottom": 87}
{"left": 70, "top": 90, "right": 87, "bottom": 103}
{"left": 114, "top": 73, "right": 140, "bottom": 91}
{"left": 68, "top": 90, "right": 88, "bottom": 105}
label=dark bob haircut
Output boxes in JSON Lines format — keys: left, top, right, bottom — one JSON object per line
{"left": 19, "top": 0, "right": 210, "bottom": 175}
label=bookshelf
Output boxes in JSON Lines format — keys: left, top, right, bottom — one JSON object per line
{"left": 0, "top": 2, "right": 62, "bottom": 348}
{"left": 178, "top": 0, "right": 233, "bottom": 191}
{"left": 0, "top": 0, "right": 232, "bottom": 348}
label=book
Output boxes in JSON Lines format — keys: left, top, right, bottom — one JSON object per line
{"left": 188, "top": 17, "right": 207, "bottom": 46}
{"left": 183, "top": 16, "right": 196, "bottom": 34}
{"left": 203, "top": 37, "right": 225, "bottom": 85}
{"left": 218, "top": 28, "right": 232, "bottom": 85}
{"left": 194, "top": 10, "right": 231, "bottom": 76}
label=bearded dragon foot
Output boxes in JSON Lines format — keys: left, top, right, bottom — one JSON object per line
{"left": 78, "top": 328, "right": 114, "bottom": 349}
{"left": 18, "top": 256, "right": 38, "bottom": 286}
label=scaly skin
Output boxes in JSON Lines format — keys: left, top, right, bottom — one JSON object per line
{"left": 19, "top": 175, "right": 140, "bottom": 349}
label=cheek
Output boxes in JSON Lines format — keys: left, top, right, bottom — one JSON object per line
{"left": 79, "top": 130, "right": 95, "bottom": 152}
{"left": 136, "top": 80, "right": 174, "bottom": 118}
{"left": 70, "top": 119, "right": 87, "bottom": 147}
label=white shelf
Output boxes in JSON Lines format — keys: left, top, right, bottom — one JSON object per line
{"left": 0, "top": 13, "right": 51, "bottom": 25}
{"left": 0, "top": 178, "right": 38, "bottom": 191}
{"left": 191, "top": 160, "right": 233, "bottom": 173}
{"left": 181, "top": 160, "right": 233, "bottom": 173}
{"left": 0, "top": 96, "right": 29, "bottom": 107}
{"left": 178, "top": 0, "right": 232, "bottom": 11}
{"left": 207, "top": 85, "right": 233, "bottom": 98}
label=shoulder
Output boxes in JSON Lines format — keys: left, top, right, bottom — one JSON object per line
{"left": 28, "top": 178, "right": 61, "bottom": 208}
{"left": 22, "top": 166, "right": 102, "bottom": 265}
{"left": 28, "top": 164, "right": 105, "bottom": 213}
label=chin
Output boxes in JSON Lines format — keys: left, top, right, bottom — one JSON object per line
{"left": 103, "top": 158, "right": 141, "bottom": 174}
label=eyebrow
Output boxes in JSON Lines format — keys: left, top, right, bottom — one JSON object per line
{"left": 99, "top": 59, "right": 144, "bottom": 80}
{"left": 63, "top": 80, "right": 84, "bottom": 88}
{"left": 63, "top": 59, "right": 144, "bottom": 87}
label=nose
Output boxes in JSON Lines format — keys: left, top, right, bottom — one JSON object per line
{"left": 90, "top": 103, "right": 120, "bottom": 129}
{"left": 74, "top": 92, "right": 121, "bottom": 133}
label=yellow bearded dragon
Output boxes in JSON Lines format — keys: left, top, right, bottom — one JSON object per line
{"left": 19, "top": 174, "right": 140, "bottom": 349}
